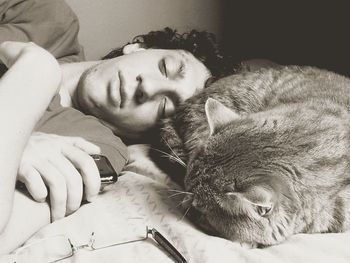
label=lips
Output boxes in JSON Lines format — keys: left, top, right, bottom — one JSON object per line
{"left": 108, "top": 70, "right": 125, "bottom": 108}
{"left": 118, "top": 70, "right": 126, "bottom": 108}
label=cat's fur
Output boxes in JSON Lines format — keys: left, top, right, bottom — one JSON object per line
{"left": 154, "top": 66, "right": 350, "bottom": 247}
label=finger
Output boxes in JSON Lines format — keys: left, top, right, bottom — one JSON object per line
{"left": 35, "top": 162, "right": 67, "bottom": 222}
{"left": 62, "top": 146, "right": 101, "bottom": 202}
{"left": 68, "top": 137, "right": 101, "bottom": 155}
{"left": 18, "top": 166, "right": 48, "bottom": 202}
{"left": 51, "top": 156, "right": 83, "bottom": 215}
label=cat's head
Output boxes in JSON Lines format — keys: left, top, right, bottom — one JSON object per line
{"left": 184, "top": 98, "right": 348, "bottom": 246}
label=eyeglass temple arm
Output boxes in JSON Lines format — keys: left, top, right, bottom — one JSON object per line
{"left": 148, "top": 227, "right": 187, "bottom": 263}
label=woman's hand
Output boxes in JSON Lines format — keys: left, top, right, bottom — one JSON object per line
{"left": 17, "top": 132, "right": 102, "bottom": 221}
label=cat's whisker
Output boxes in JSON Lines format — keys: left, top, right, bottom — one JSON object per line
{"left": 166, "top": 155, "right": 187, "bottom": 167}
{"left": 176, "top": 197, "right": 192, "bottom": 208}
{"left": 151, "top": 147, "right": 186, "bottom": 167}
{"left": 168, "top": 192, "right": 189, "bottom": 198}
{"left": 180, "top": 206, "right": 192, "bottom": 221}
{"left": 159, "top": 189, "right": 194, "bottom": 195}
{"left": 160, "top": 137, "right": 187, "bottom": 167}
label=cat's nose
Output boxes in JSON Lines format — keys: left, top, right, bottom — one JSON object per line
{"left": 192, "top": 198, "right": 206, "bottom": 212}
{"left": 182, "top": 194, "right": 193, "bottom": 206}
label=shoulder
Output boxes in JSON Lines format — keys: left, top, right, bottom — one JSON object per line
{"left": 0, "top": 0, "right": 85, "bottom": 62}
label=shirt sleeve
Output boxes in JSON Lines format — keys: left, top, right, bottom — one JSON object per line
{"left": 35, "top": 96, "right": 129, "bottom": 175}
{"left": 0, "top": 0, "right": 85, "bottom": 62}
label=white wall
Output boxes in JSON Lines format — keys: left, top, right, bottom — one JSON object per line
{"left": 67, "top": 0, "right": 224, "bottom": 60}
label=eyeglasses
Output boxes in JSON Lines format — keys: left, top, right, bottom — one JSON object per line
{"left": 11, "top": 226, "right": 187, "bottom": 263}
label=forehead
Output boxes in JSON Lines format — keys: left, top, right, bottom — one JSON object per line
{"left": 140, "top": 48, "right": 210, "bottom": 95}
{"left": 136, "top": 49, "right": 198, "bottom": 64}
{"left": 166, "top": 49, "right": 195, "bottom": 62}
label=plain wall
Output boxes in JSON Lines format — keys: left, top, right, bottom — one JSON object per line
{"left": 67, "top": 0, "right": 224, "bottom": 60}
{"left": 222, "top": 1, "right": 350, "bottom": 77}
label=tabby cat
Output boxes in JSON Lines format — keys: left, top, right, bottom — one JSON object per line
{"left": 154, "top": 66, "right": 350, "bottom": 247}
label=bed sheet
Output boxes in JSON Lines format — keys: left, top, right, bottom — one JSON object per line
{"left": 24, "top": 145, "right": 350, "bottom": 263}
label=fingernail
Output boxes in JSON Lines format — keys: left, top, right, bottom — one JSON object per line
{"left": 38, "top": 198, "right": 46, "bottom": 203}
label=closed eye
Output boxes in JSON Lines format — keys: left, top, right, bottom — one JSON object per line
{"left": 159, "top": 57, "right": 185, "bottom": 79}
{"left": 159, "top": 58, "right": 167, "bottom": 77}
{"left": 224, "top": 182, "right": 235, "bottom": 193}
{"left": 157, "top": 97, "right": 167, "bottom": 119}
{"left": 177, "top": 61, "right": 186, "bottom": 78}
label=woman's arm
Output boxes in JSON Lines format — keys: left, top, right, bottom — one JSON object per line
{"left": 0, "top": 41, "right": 61, "bottom": 234}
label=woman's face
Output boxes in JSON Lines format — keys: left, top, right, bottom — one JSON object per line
{"left": 77, "top": 48, "right": 210, "bottom": 138}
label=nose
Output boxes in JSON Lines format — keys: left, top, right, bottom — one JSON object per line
{"left": 134, "top": 74, "right": 170, "bottom": 104}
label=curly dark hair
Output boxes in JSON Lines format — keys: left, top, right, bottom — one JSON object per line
{"left": 102, "top": 27, "right": 237, "bottom": 80}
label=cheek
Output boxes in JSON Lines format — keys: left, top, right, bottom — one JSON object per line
{"left": 110, "top": 102, "right": 159, "bottom": 133}
{"left": 173, "top": 79, "right": 196, "bottom": 102}
{"left": 78, "top": 73, "right": 107, "bottom": 109}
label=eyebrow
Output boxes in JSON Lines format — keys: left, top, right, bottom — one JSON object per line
{"left": 176, "top": 60, "right": 185, "bottom": 79}
{"left": 179, "top": 50, "right": 191, "bottom": 57}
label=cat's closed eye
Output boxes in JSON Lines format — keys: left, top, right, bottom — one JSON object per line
{"left": 224, "top": 182, "right": 235, "bottom": 193}
{"left": 256, "top": 205, "right": 273, "bottom": 217}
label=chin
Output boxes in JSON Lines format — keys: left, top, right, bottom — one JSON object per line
{"left": 98, "top": 120, "right": 140, "bottom": 140}
{"left": 118, "top": 128, "right": 155, "bottom": 144}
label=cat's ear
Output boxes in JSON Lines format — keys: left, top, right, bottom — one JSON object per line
{"left": 205, "top": 98, "right": 240, "bottom": 136}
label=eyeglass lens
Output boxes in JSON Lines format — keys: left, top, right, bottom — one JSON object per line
{"left": 14, "top": 235, "right": 73, "bottom": 263}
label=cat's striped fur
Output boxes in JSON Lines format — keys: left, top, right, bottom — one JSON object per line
{"left": 157, "top": 66, "right": 350, "bottom": 246}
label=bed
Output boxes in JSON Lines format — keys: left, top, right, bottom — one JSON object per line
{"left": 2, "top": 0, "right": 350, "bottom": 262}
{"left": 21, "top": 144, "right": 350, "bottom": 263}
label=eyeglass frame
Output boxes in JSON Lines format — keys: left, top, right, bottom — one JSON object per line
{"left": 11, "top": 226, "right": 187, "bottom": 263}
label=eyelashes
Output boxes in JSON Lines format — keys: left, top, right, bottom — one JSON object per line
{"left": 160, "top": 58, "right": 167, "bottom": 77}
{"left": 159, "top": 58, "right": 186, "bottom": 79}
{"left": 178, "top": 62, "right": 186, "bottom": 78}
